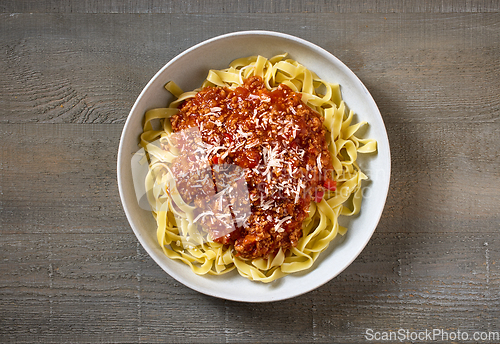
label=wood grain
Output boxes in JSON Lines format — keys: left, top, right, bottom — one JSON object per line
{"left": 1, "top": 0, "right": 499, "bottom": 14}
{"left": 1, "top": 5, "right": 499, "bottom": 344}
{"left": 2, "top": 13, "right": 498, "bottom": 125}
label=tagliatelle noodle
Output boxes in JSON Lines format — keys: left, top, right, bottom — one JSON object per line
{"left": 140, "top": 54, "right": 377, "bottom": 283}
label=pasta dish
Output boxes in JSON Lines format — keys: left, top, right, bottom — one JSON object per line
{"left": 139, "top": 54, "right": 376, "bottom": 282}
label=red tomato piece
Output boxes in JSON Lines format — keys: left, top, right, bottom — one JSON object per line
{"left": 323, "top": 179, "right": 337, "bottom": 191}
{"left": 314, "top": 189, "right": 324, "bottom": 203}
{"left": 223, "top": 133, "right": 233, "bottom": 143}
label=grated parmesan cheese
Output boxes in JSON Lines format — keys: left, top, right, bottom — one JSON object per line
{"left": 274, "top": 216, "right": 292, "bottom": 233}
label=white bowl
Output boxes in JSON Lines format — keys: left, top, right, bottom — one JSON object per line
{"left": 117, "top": 30, "right": 391, "bottom": 302}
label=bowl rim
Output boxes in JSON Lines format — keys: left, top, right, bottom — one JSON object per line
{"left": 117, "top": 30, "right": 391, "bottom": 302}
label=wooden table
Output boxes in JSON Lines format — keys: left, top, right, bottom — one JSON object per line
{"left": 1, "top": 1, "right": 499, "bottom": 342}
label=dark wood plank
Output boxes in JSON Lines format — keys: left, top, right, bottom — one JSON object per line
{"left": 0, "top": 121, "right": 498, "bottom": 239}
{"left": 0, "top": 124, "right": 125, "bottom": 235}
{"left": 1, "top": 227, "right": 498, "bottom": 342}
{"left": 1, "top": 0, "right": 499, "bottom": 14}
{"left": 1, "top": 13, "right": 498, "bottom": 125}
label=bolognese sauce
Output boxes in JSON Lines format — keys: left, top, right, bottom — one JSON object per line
{"left": 170, "top": 76, "right": 336, "bottom": 259}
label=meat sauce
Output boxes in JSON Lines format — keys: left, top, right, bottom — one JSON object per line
{"left": 170, "top": 76, "right": 335, "bottom": 259}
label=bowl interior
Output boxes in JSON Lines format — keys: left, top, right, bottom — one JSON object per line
{"left": 117, "top": 31, "right": 391, "bottom": 302}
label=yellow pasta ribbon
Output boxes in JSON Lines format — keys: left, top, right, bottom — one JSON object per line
{"left": 140, "top": 54, "right": 377, "bottom": 283}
